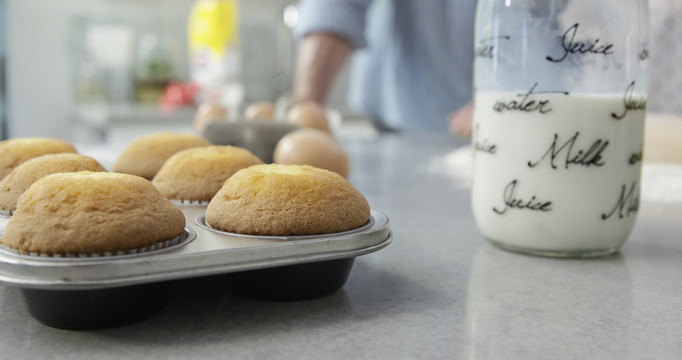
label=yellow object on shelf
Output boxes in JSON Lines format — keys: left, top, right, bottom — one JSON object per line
{"left": 187, "top": 0, "right": 243, "bottom": 106}
{"left": 188, "top": 0, "right": 239, "bottom": 57}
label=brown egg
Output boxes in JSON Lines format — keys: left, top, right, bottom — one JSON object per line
{"left": 285, "top": 101, "right": 331, "bottom": 133}
{"left": 244, "top": 101, "right": 276, "bottom": 121}
{"left": 274, "top": 128, "right": 349, "bottom": 177}
{"left": 193, "top": 102, "right": 228, "bottom": 133}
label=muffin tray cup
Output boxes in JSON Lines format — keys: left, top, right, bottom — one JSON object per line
{"left": 202, "top": 121, "right": 300, "bottom": 163}
{"left": 201, "top": 108, "right": 343, "bottom": 164}
{"left": 0, "top": 207, "right": 391, "bottom": 330}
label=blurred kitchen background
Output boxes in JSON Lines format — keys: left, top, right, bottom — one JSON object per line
{"left": 0, "top": 0, "right": 6, "bottom": 140}
{"left": 0, "top": 0, "right": 357, "bottom": 145}
{"left": 2, "top": 0, "right": 681, "bottom": 147}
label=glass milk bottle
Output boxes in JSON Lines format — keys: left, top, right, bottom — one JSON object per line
{"left": 471, "top": 0, "right": 649, "bottom": 257}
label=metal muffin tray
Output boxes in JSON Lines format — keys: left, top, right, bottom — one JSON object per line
{"left": 201, "top": 121, "right": 299, "bottom": 163}
{"left": 200, "top": 108, "right": 342, "bottom": 163}
{"left": 0, "top": 207, "right": 392, "bottom": 329}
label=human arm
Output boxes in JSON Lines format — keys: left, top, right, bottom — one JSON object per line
{"left": 293, "top": 0, "right": 372, "bottom": 105}
{"left": 293, "top": 32, "right": 354, "bottom": 104}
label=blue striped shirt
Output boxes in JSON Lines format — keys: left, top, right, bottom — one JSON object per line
{"left": 297, "top": 0, "right": 477, "bottom": 131}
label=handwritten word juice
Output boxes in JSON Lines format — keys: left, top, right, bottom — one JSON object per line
{"left": 471, "top": 88, "right": 645, "bottom": 257}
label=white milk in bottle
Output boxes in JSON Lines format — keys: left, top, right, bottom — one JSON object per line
{"left": 471, "top": 86, "right": 646, "bottom": 255}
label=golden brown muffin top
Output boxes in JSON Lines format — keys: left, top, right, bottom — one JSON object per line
{"left": 0, "top": 171, "right": 186, "bottom": 255}
{"left": 112, "top": 131, "right": 211, "bottom": 179}
{"left": 152, "top": 145, "right": 263, "bottom": 202}
{"left": 0, "top": 153, "right": 106, "bottom": 212}
{"left": 206, "top": 164, "right": 370, "bottom": 236}
{"left": 0, "top": 137, "right": 77, "bottom": 180}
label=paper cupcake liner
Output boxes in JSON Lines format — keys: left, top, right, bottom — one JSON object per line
{"left": 196, "top": 213, "right": 375, "bottom": 240}
{"left": 0, "top": 228, "right": 194, "bottom": 260}
{"left": 170, "top": 199, "right": 210, "bottom": 207}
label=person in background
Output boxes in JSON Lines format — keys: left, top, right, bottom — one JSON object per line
{"left": 293, "top": 0, "right": 477, "bottom": 136}
{"left": 648, "top": 0, "right": 682, "bottom": 115}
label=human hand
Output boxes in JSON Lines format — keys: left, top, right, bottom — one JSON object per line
{"left": 448, "top": 101, "right": 473, "bottom": 138}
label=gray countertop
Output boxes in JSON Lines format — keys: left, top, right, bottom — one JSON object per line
{"left": 1, "top": 133, "right": 681, "bottom": 359}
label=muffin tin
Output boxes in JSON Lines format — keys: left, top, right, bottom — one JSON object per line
{"left": 0, "top": 207, "right": 391, "bottom": 330}
{"left": 200, "top": 108, "right": 342, "bottom": 163}
{"left": 202, "top": 121, "right": 299, "bottom": 163}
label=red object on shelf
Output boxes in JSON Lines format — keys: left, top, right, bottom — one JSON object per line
{"left": 157, "top": 82, "right": 199, "bottom": 114}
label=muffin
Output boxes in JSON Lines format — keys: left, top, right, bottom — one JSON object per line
{"left": 0, "top": 171, "right": 186, "bottom": 255}
{"left": 0, "top": 153, "right": 106, "bottom": 213}
{"left": 152, "top": 145, "right": 263, "bottom": 202}
{"left": 0, "top": 137, "right": 77, "bottom": 180}
{"left": 113, "top": 132, "right": 210, "bottom": 179}
{"left": 206, "top": 164, "right": 370, "bottom": 236}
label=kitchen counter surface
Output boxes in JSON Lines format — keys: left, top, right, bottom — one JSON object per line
{"left": 1, "top": 132, "right": 681, "bottom": 359}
